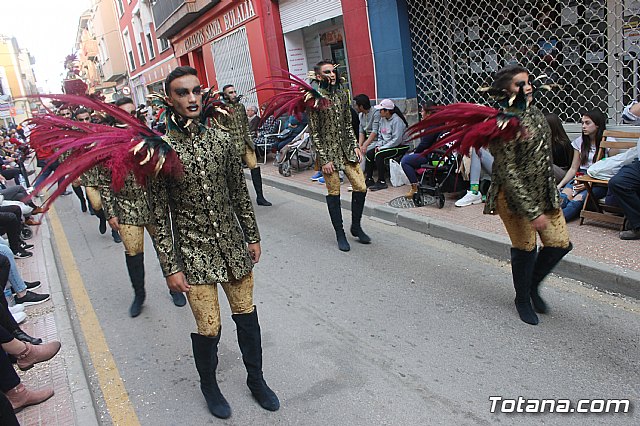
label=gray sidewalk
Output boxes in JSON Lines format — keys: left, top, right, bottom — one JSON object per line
{"left": 254, "top": 167, "right": 640, "bottom": 300}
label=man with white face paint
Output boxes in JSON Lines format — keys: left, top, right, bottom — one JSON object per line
{"left": 146, "top": 66, "right": 279, "bottom": 419}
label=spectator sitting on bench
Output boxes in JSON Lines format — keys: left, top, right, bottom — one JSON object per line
{"left": 556, "top": 109, "right": 609, "bottom": 221}
{"left": 275, "top": 114, "right": 307, "bottom": 153}
{"left": 609, "top": 101, "right": 640, "bottom": 240}
{"left": 545, "top": 113, "right": 574, "bottom": 184}
{"left": 365, "top": 99, "right": 409, "bottom": 191}
{"left": 246, "top": 105, "right": 260, "bottom": 137}
{"left": 400, "top": 101, "right": 440, "bottom": 198}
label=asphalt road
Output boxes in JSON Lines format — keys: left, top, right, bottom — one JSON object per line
{"left": 53, "top": 184, "right": 639, "bottom": 425}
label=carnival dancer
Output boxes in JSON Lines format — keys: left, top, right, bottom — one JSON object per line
{"left": 220, "top": 84, "right": 272, "bottom": 206}
{"left": 147, "top": 67, "right": 279, "bottom": 418}
{"left": 308, "top": 61, "right": 371, "bottom": 251}
{"left": 406, "top": 65, "right": 572, "bottom": 325}
{"left": 101, "top": 97, "right": 186, "bottom": 317}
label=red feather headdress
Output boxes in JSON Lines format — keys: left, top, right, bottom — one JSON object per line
{"left": 27, "top": 94, "right": 183, "bottom": 210}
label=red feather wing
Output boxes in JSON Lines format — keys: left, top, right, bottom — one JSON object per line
{"left": 253, "top": 68, "right": 331, "bottom": 122}
{"left": 26, "top": 94, "right": 183, "bottom": 210}
{"left": 406, "top": 103, "right": 522, "bottom": 157}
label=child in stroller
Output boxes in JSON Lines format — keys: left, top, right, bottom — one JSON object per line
{"left": 277, "top": 130, "right": 315, "bottom": 177}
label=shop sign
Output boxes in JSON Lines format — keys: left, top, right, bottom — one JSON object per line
{"left": 176, "top": 0, "right": 255, "bottom": 56}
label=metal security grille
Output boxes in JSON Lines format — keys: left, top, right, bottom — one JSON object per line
{"left": 211, "top": 27, "right": 258, "bottom": 107}
{"left": 406, "top": 0, "right": 640, "bottom": 124}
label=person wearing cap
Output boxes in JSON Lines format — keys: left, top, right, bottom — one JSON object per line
{"left": 307, "top": 60, "right": 371, "bottom": 252}
{"left": 365, "top": 99, "right": 410, "bottom": 191}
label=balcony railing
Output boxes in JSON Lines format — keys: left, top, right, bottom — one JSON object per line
{"left": 152, "top": 0, "right": 220, "bottom": 40}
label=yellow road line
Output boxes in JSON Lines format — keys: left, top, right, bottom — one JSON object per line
{"left": 48, "top": 207, "right": 140, "bottom": 426}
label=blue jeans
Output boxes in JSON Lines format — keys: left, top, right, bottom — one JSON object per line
{"left": 560, "top": 181, "right": 607, "bottom": 221}
{"left": 609, "top": 159, "right": 640, "bottom": 229}
{"left": 400, "top": 153, "right": 426, "bottom": 183}
{"left": 0, "top": 241, "right": 26, "bottom": 294}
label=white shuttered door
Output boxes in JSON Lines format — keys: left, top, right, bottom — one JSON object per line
{"left": 211, "top": 27, "right": 258, "bottom": 107}
{"left": 279, "top": 0, "right": 343, "bottom": 33}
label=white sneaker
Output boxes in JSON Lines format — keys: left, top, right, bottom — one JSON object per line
{"left": 11, "top": 311, "right": 27, "bottom": 324}
{"left": 455, "top": 191, "right": 482, "bottom": 207}
{"left": 9, "top": 305, "right": 25, "bottom": 314}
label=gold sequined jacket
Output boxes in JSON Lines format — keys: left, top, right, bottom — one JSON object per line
{"left": 307, "top": 87, "right": 358, "bottom": 170}
{"left": 147, "top": 126, "right": 260, "bottom": 284}
{"left": 484, "top": 105, "right": 560, "bottom": 220}
{"left": 219, "top": 101, "right": 254, "bottom": 155}
{"left": 100, "top": 172, "right": 151, "bottom": 226}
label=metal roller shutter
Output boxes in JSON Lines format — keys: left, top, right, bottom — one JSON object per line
{"left": 211, "top": 27, "right": 258, "bottom": 107}
{"left": 279, "top": 0, "right": 343, "bottom": 33}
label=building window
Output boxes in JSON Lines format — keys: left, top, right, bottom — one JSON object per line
{"left": 146, "top": 33, "right": 155, "bottom": 60}
{"left": 159, "top": 38, "right": 170, "bottom": 52}
{"left": 116, "top": 0, "right": 125, "bottom": 16}
{"left": 137, "top": 42, "right": 146, "bottom": 65}
{"left": 128, "top": 51, "right": 136, "bottom": 71}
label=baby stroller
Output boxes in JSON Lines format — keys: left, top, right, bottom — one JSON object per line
{"left": 277, "top": 130, "right": 315, "bottom": 177}
{"left": 412, "top": 148, "right": 464, "bottom": 208}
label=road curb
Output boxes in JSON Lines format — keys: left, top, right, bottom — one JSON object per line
{"left": 256, "top": 172, "right": 640, "bottom": 300}
{"left": 42, "top": 218, "right": 100, "bottom": 426}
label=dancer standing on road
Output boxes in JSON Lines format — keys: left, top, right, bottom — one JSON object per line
{"left": 101, "top": 97, "right": 186, "bottom": 317}
{"left": 305, "top": 61, "right": 371, "bottom": 251}
{"left": 220, "top": 84, "right": 272, "bottom": 206}
{"left": 406, "top": 65, "right": 572, "bottom": 325}
{"left": 147, "top": 67, "right": 279, "bottom": 418}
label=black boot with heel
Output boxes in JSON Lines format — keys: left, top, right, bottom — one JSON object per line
{"left": 326, "top": 195, "right": 350, "bottom": 251}
{"left": 125, "top": 253, "right": 145, "bottom": 317}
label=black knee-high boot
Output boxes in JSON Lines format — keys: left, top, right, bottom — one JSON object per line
{"left": 350, "top": 191, "right": 371, "bottom": 244}
{"left": 125, "top": 253, "right": 145, "bottom": 317}
{"left": 72, "top": 186, "right": 87, "bottom": 212}
{"left": 326, "top": 195, "right": 350, "bottom": 251}
{"left": 250, "top": 167, "right": 272, "bottom": 206}
{"left": 530, "top": 243, "right": 573, "bottom": 313}
{"left": 510, "top": 248, "right": 539, "bottom": 325}
{"left": 232, "top": 307, "right": 279, "bottom": 411}
{"left": 191, "top": 332, "right": 231, "bottom": 419}
{"left": 95, "top": 209, "right": 107, "bottom": 234}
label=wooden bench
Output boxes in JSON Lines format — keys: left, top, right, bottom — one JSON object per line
{"left": 575, "top": 130, "right": 639, "bottom": 228}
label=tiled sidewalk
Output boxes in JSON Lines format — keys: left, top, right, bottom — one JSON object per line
{"left": 258, "top": 161, "right": 640, "bottom": 273}
{"left": 9, "top": 219, "right": 76, "bottom": 425}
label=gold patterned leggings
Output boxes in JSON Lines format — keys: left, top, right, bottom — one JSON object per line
{"left": 119, "top": 224, "right": 155, "bottom": 256}
{"left": 85, "top": 187, "right": 102, "bottom": 211}
{"left": 186, "top": 272, "right": 255, "bottom": 336}
{"left": 323, "top": 161, "right": 367, "bottom": 196}
{"left": 242, "top": 148, "right": 258, "bottom": 170}
{"left": 497, "top": 191, "right": 570, "bottom": 251}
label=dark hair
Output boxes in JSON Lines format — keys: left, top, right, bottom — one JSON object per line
{"left": 420, "top": 100, "right": 438, "bottom": 116}
{"left": 314, "top": 60, "right": 340, "bottom": 87}
{"left": 165, "top": 66, "right": 198, "bottom": 95}
{"left": 354, "top": 94, "right": 371, "bottom": 110}
{"left": 492, "top": 65, "right": 529, "bottom": 91}
{"left": 114, "top": 97, "right": 134, "bottom": 107}
{"left": 390, "top": 106, "right": 409, "bottom": 126}
{"left": 579, "top": 109, "right": 607, "bottom": 166}
{"left": 545, "top": 113, "right": 573, "bottom": 165}
{"left": 74, "top": 107, "right": 90, "bottom": 117}
{"left": 222, "top": 84, "right": 234, "bottom": 93}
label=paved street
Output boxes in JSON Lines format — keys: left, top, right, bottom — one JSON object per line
{"left": 47, "top": 185, "right": 639, "bottom": 425}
